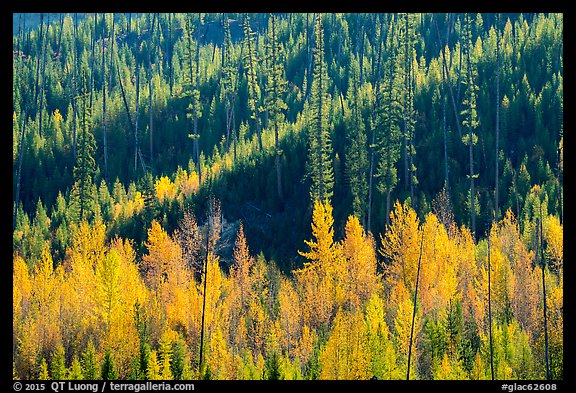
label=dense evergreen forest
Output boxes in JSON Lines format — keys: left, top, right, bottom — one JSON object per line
{"left": 13, "top": 13, "right": 562, "bottom": 381}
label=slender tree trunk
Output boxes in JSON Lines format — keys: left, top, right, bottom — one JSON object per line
{"left": 134, "top": 66, "right": 140, "bottom": 173}
{"left": 271, "top": 15, "right": 283, "bottom": 202}
{"left": 407, "top": 229, "right": 424, "bottom": 380}
{"left": 487, "top": 206, "right": 495, "bottom": 380}
{"left": 199, "top": 227, "right": 210, "bottom": 374}
{"left": 195, "top": 13, "right": 202, "bottom": 182}
{"left": 442, "top": 52, "right": 449, "bottom": 192}
{"left": 102, "top": 13, "right": 108, "bottom": 180}
{"left": 466, "top": 15, "right": 476, "bottom": 236}
{"left": 367, "top": 16, "right": 385, "bottom": 233}
{"left": 72, "top": 13, "right": 78, "bottom": 160}
{"left": 538, "top": 210, "right": 551, "bottom": 380}
{"left": 148, "top": 13, "right": 157, "bottom": 164}
{"left": 403, "top": 14, "right": 409, "bottom": 192}
{"left": 495, "top": 14, "right": 501, "bottom": 220}
{"left": 90, "top": 13, "right": 97, "bottom": 111}
{"left": 57, "top": 13, "right": 64, "bottom": 58}
{"left": 33, "top": 14, "right": 44, "bottom": 114}
{"left": 14, "top": 111, "right": 28, "bottom": 230}
{"left": 433, "top": 16, "right": 463, "bottom": 140}
{"left": 38, "top": 14, "right": 49, "bottom": 138}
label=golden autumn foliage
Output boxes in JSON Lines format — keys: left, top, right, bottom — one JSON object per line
{"left": 12, "top": 199, "right": 562, "bottom": 380}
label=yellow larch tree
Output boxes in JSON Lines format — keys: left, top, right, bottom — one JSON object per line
{"left": 379, "top": 200, "right": 421, "bottom": 292}
{"left": 142, "top": 220, "right": 183, "bottom": 291}
{"left": 365, "top": 293, "right": 401, "bottom": 379}
{"left": 296, "top": 199, "right": 344, "bottom": 330}
{"left": 277, "top": 276, "right": 302, "bottom": 357}
{"left": 341, "top": 215, "right": 381, "bottom": 310}
{"left": 319, "top": 308, "right": 371, "bottom": 379}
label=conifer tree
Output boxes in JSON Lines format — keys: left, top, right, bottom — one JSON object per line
{"left": 264, "top": 14, "right": 288, "bottom": 201}
{"left": 69, "top": 70, "right": 96, "bottom": 224}
{"left": 307, "top": 14, "right": 334, "bottom": 204}
{"left": 375, "top": 16, "right": 402, "bottom": 228}
{"left": 243, "top": 15, "right": 263, "bottom": 152}
{"left": 183, "top": 13, "right": 202, "bottom": 182}
{"left": 344, "top": 57, "right": 368, "bottom": 225}
{"left": 461, "top": 13, "right": 480, "bottom": 236}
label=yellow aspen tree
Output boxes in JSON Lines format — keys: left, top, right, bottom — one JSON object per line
{"left": 341, "top": 215, "right": 381, "bottom": 310}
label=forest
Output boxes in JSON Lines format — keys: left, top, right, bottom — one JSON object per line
{"left": 12, "top": 13, "right": 562, "bottom": 381}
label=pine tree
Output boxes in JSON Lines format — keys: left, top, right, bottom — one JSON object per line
{"left": 307, "top": 14, "right": 334, "bottom": 204}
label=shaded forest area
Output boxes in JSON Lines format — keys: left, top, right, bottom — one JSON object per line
{"left": 13, "top": 13, "right": 562, "bottom": 380}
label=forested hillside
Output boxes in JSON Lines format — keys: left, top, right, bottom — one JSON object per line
{"left": 13, "top": 13, "right": 562, "bottom": 381}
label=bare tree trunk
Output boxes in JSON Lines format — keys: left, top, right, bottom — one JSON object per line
{"left": 148, "top": 13, "right": 157, "bottom": 164}
{"left": 134, "top": 66, "right": 140, "bottom": 173}
{"left": 487, "top": 205, "right": 495, "bottom": 380}
{"left": 102, "top": 13, "right": 108, "bottom": 180}
{"left": 90, "top": 13, "right": 97, "bottom": 111}
{"left": 495, "top": 14, "right": 501, "bottom": 220}
{"left": 367, "top": 15, "right": 385, "bottom": 233}
{"left": 407, "top": 229, "right": 424, "bottom": 380}
{"left": 33, "top": 14, "right": 44, "bottom": 114}
{"left": 57, "top": 13, "right": 64, "bottom": 58}
{"left": 72, "top": 13, "right": 78, "bottom": 160}
{"left": 537, "top": 210, "right": 551, "bottom": 380}
{"left": 433, "top": 16, "right": 463, "bottom": 140}
{"left": 14, "top": 111, "right": 28, "bottom": 230}
{"left": 38, "top": 14, "right": 49, "bottom": 138}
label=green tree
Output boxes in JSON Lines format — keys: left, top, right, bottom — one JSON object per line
{"left": 307, "top": 14, "right": 334, "bottom": 204}
{"left": 264, "top": 14, "right": 288, "bottom": 201}
{"left": 69, "top": 70, "right": 96, "bottom": 224}
{"left": 461, "top": 13, "right": 480, "bottom": 236}
{"left": 344, "top": 57, "right": 368, "bottom": 226}
{"left": 101, "top": 349, "right": 118, "bottom": 380}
